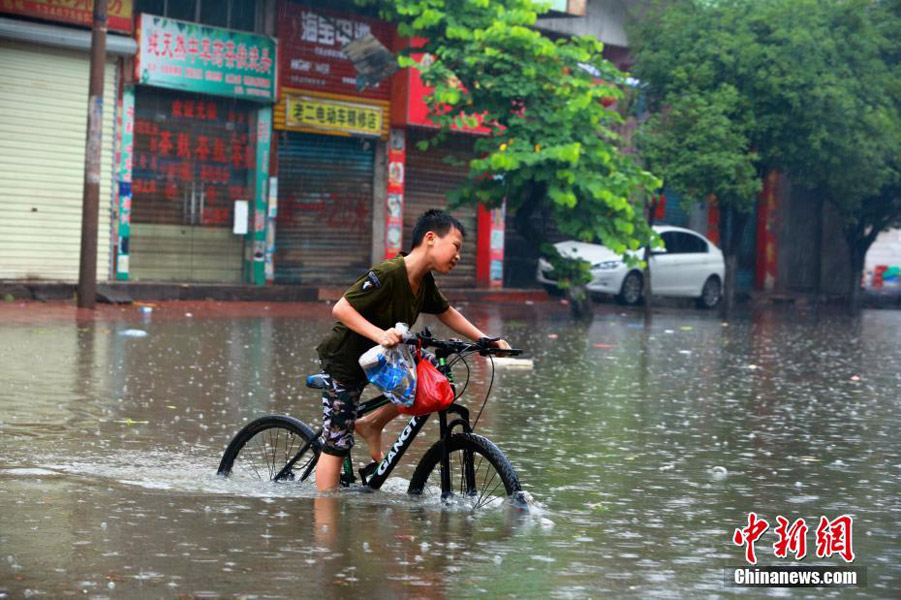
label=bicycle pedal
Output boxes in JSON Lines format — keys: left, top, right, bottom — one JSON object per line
{"left": 358, "top": 461, "right": 379, "bottom": 485}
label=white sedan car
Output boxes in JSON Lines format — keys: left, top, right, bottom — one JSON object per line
{"left": 536, "top": 225, "right": 725, "bottom": 308}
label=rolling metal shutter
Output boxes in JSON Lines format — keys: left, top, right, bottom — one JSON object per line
{"left": 404, "top": 131, "right": 478, "bottom": 288}
{"left": 0, "top": 40, "right": 116, "bottom": 280}
{"left": 660, "top": 188, "right": 689, "bottom": 227}
{"left": 275, "top": 132, "right": 374, "bottom": 284}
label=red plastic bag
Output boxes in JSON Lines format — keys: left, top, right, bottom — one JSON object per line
{"left": 397, "top": 343, "right": 455, "bottom": 416}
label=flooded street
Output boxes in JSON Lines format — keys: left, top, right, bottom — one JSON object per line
{"left": 1, "top": 300, "right": 899, "bottom": 598}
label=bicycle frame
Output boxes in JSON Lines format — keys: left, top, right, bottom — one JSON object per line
{"left": 274, "top": 354, "right": 474, "bottom": 492}
{"left": 365, "top": 402, "right": 473, "bottom": 490}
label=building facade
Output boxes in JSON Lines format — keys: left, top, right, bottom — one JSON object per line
{"left": 0, "top": 2, "right": 134, "bottom": 280}
{"left": 124, "top": 8, "right": 277, "bottom": 284}
{"left": 0, "top": 0, "right": 596, "bottom": 292}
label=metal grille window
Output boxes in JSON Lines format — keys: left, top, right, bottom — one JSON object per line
{"left": 135, "top": 0, "right": 257, "bottom": 32}
{"left": 131, "top": 89, "right": 253, "bottom": 228}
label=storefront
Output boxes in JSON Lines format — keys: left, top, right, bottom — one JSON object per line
{"left": 122, "top": 13, "right": 276, "bottom": 284}
{"left": 0, "top": 3, "right": 133, "bottom": 280}
{"left": 272, "top": 3, "right": 392, "bottom": 284}
{"left": 389, "top": 38, "right": 504, "bottom": 288}
{"left": 402, "top": 130, "right": 479, "bottom": 286}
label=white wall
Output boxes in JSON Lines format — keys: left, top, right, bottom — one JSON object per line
{"left": 864, "top": 229, "right": 901, "bottom": 288}
{"left": 537, "top": 0, "right": 632, "bottom": 47}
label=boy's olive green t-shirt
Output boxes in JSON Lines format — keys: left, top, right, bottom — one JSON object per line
{"left": 316, "top": 254, "right": 450, "bottom": 385}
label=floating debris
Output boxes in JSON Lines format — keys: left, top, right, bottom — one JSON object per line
{"left": 709, "top": 466, "right": 728, "bottom": 480}
{"left": 492, "top": 357, "right": 534, "bottom": 369}
{"left": 119, "top": 329, "right": 148, "bottom": 338}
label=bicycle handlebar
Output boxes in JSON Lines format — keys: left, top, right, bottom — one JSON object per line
{"left": 403, "top": 332, "right": 523, "bottom": 357}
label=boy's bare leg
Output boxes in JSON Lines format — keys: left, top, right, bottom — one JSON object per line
{"left": 354, "top": 403, "right": 399, "bottom": 463}
{"left": 316, "top": 453, "right": 343, "bottom": 492}
{"left": 313, "top": 495, "right": 339, "bottom": 544}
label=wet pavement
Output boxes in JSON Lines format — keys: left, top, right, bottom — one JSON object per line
{"left": 1, "top": 299, "right": 899, "bottom": 598}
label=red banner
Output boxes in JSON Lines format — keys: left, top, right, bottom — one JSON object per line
{"left": 385, "top": 129, "right": 405, "bottom": 258}
{"left": 755, "top": 172, "right": 780, "bottom": 290}
{"left": 477, "top": 203, "right": 505, "bottom": 287}
{"left": 1, "top": 0, "right": 133, "bottom": 33}
{"left": 277, "top": 2, "right": 393, "bottom": 100}
{"left": 390, "top": 37, "right": 491, "bottom": 134}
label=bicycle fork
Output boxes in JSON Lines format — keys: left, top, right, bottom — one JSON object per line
{"left": 437, "top": 361, "right": 477, "bottom": 500}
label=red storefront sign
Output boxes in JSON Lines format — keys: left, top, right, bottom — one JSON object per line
{"left": 0, "top": 0, "right": 133, "bottom": 33}
{"left": 390, "top": 37, "right": 491, "bottom": 134}
{"left": 277, "top": 1, "right": 393, "bottom": 100}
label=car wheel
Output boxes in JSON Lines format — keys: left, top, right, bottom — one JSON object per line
{"left": 696, "top": 276, "right": 721, "bottom": 309}
{"left": 542, "top": 284, "right": 565, "bottom": 298}
{"left": 616, "top": 271, "right": 644, "bottom": 305}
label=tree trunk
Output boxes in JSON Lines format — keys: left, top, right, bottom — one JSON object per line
{"left": 841, "top": 217, "right": 885, "bottom": 314}
{"left": 719, "top": 208, "right": 735, "bottom": 318}
{"left": 643, "top": 197, "right": 658, "bottom": 317}
{"left": 512, "top": 181, "right": 546, "bottom": 250}
{"left": 847, "top": 249, "right": 864, "bottom": 314}
{"left": 567, "top": 284, "right": 592, "bottom": 320}
{"left": 512, "top": 181, "right": 593, "bottom": 320}
{"left": 814, "top": 195, "right": 825, "bottom": 303}
{"left": 844, "top": 226, "right": 880, "bottom": 314}
{"left": 718, "top": 205, "right": 750, "bottom": 318}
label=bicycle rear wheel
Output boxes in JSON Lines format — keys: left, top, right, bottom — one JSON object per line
{"left": 408, "top": 433, "right": 521, "bottom": 510}
{"left": 217, "top": 415, "right": 319, "bottom": 482}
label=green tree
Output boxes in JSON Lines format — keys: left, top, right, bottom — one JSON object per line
{"left": 635, "top": 84, "right": 760, "bottom": 313}
{"left": 361, "top": 0, "right": 661, "bottom": 316}
{"left": 630, "top": 0, "right": 901, "bottom": 310}
{"left": 823, "top": 0, "right": 901, "bottom": 310}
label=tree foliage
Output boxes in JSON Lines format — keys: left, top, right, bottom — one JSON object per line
{"left": 361, "top": 0, "right": 661, "bottom": 286}
{"left": 630, "top": 0, "right": 901, "bottom": 304}
{"left": 635, "top": 84, "right": 760, "bottom": 212}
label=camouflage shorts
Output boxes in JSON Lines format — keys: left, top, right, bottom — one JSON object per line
{"left": 320, "top": 375, "right": 366, "bottom": 457}
{"left": 319, "top": 350, "right": 438, "bottom": 457}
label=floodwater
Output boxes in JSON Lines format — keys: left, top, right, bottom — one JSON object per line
{"left": 0, "top": 299, "right": 899, "bottom": 599}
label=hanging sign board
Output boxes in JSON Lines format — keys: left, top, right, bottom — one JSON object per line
{"left": 284, "top": 93, "right": 383, "bottom": 137}
{"left": 0, "top": 0, "right": 134, "bottom": 33}
{"left": 277, "top": 2, "right": 393, "bottom": 100}
{"left": 135, "top": 14, "right": 278, "bottom": 102}
{"left": 233, "top": 200, "right": 249, "bottom": 235}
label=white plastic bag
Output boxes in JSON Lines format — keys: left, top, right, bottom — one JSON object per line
{"left": 358, "top": 322, "right": 417, "bottom": 407}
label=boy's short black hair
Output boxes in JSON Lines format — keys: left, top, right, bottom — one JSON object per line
{"left": 411, "top": 209, "right": 466, "bottom": 249}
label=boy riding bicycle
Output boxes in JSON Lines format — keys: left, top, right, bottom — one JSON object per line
{"left": 315, "top": 209, "right": 511, "bottom": 491}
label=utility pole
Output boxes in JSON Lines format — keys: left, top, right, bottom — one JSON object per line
{"left": 77, "top": 0, "right": 108, "bottom": 309}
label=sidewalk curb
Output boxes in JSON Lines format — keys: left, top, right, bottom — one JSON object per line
{"left": 0, "top": 281, "right": 550, "bottom": 305}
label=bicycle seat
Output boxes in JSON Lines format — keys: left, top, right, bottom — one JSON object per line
{"left": 305, "top": 373, "right": 330, "bottom": 389}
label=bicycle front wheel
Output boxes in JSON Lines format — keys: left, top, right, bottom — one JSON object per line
{"left": 408, "top": 433, "right": 521, "bottom": 510}
{"left": 217, "top": 415, "right": 319, "bottom": 482}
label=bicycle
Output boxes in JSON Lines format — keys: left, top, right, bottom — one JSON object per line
{"left": 216, "top": 331, "right": 525, "bottom": 510}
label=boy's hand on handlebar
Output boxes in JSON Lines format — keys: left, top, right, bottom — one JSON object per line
{"left": 477, "top": 337, "right": 513, "bottom": 356}
{"left": 492, "top": 338, "right": 512, "bottom": 350}
{"left": 492, "top": 338, "right": 513, "bottom": 357}
{"left": 379, "top": 327, "right": 405, "bottom": 347}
